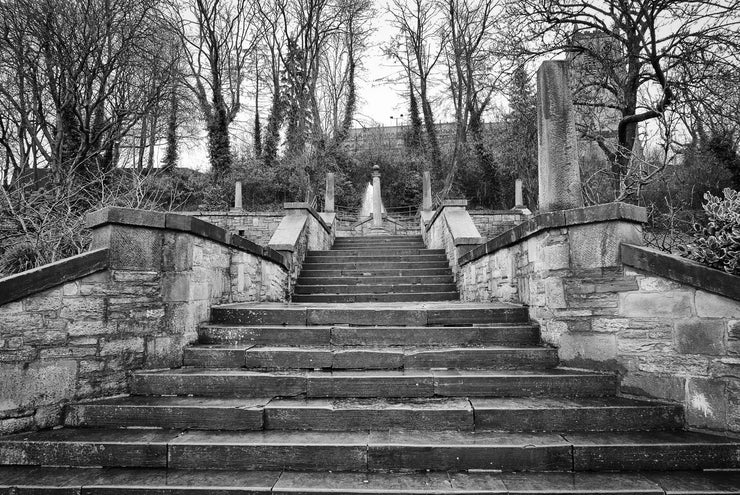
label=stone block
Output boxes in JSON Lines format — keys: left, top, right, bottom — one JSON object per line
{"left": 107, "top": 225, "right": 163, "bottom": 271}
{"left": 23, "top": 289, "right": 63, "bottom": 311}
{"left": 620, "top": 373, "right": 685, "bottom": 403}
{"left": 695, "top": 290, "right": 740, "bottom": 318}
{"left": 0, "top": 360, "right": 77, "bottom": 412}
{"left": 63, "top": 282, "right": 79, "bottom": 296}
{"left": 620, "top": 291, "right": 693, "bottom": 318}
{"left": 100, "top": 337, "right": 145, "bottom": 356}
{"left": 728, "top": 320, "right": 740, "bottom": 355}
{"left": 67, "top": 320, "right": 114, "bottom": 337}
{"left": 675, "top": 318, "right": 726, "bottom": 355}
{"left": 686, "top": 377, "right": 728, "bottom": 430}
{"left": 592, "top": 318, "right": 629, "bottom": 334}
{"left": 145, "top": 336, "right": 184, "bottom": 368}
{"left": 638, "top": 276, "right": 683, "bottom": 292}
{"left": 544, "top": 278, "right": 567, "bottom": 308}
{"left": 568, "top": 222, "right": 641, "bottom": 269}
{"left": 0, "top": 312, "right": 44, "bottom": 334}
{"left": 558, "top": 333, "right": 617, "bottom": 365}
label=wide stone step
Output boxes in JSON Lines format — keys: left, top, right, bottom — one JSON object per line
{"left": 2, "top": 468, "right": 739, "bottom": 494}
{"left": 300, "top": 261, "right": 450, "bottom": 270}
{"left": 2, "top": 428, "right": 738, "bottom": 472}
{"left": 311, "top": 248, "right": 446, "bottom": 256}
{"left": 183, "top": 345, "right": 558, "bottom": 370}
{"left": 293, "top": 283, "right": 457, "bottom": 294}
{"left": 198, "top": 324, "right": 541, "bottom": 347}
{"left": 64, "top": 396, "right": 682, "bottom": 433}
{"left": 129, "top": 368, "right": 616, "bottom": 398}
{"left": 210, "top": 302, "right": 530, "bottom": 326}
{"left": 304, "top": 254, "right": 448, "bottom": 263}
{"left": 296, "top": 275, "right": 455, "bottom": 285}
{"left": 298, "top": 268, "right": 453, "bottom": 277}
{"left": 291, "top": 292, "right": 459, "bottom": 303}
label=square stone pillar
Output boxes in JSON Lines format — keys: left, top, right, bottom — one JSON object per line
{"left": 372, "top": 165, "right": 382, "bottom": 228}
{"left": 422, "top": 171, "right": 432, "bottom": 211}
{"left": 537, "top": 60, "right": 584, "bottom": 212}
{"left": 325, "top": 173, "right": 335, "bottom": 213}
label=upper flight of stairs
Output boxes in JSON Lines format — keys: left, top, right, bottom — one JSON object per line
{"left": 1, "top": 234, "right": 739, "bottom": 493}
{"left": 294, "top": 236, "right": 458, "bottom": 302}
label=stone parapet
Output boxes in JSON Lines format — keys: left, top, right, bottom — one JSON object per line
{"left": 180, "top": 210, "right": 285, "bottom": 246}
{"left": 0, "top": 207, "right": 289, "bottom": 436}
{"left": 457, "top": 201, "right": 740, "bottom": 434}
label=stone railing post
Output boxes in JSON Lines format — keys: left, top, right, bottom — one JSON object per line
{"left": 325, "top": 173, "right": 335, "bottom": 213}
{"left": 537, "top": 60, "right": 584, "bottom": 212}
{"left": 514, "top": 179, "right": 524, "bottom": 208}
{"left": 372, "top": 164, "right": 382, "bottom": 228}
{"left": 233, "top": 181, "right": 243, "bottom": 211}
{"left": 422, "top": 171, "right": 432, "bottom": 211}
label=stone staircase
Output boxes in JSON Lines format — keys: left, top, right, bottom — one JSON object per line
{"left": 1, "top": 235, "right": 739, "bottom": 492}
{"left": 293, "top": 236, "right": 458, "bottom": 302}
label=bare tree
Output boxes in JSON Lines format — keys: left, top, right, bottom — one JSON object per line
{"left": 507, "top": 0, "right": 740, "bottom": 199}
{"left": 385, "top": 0, "right": 446, "bottom": 173}
{"left": 176, "top": 0, "right": 260, "bottom": 180}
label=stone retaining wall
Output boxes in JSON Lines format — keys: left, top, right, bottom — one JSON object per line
{"left": 0, "top": 208, "right": 288, "bottom": 435}
{"left": 184, "top": 211, "right": 283, "bottom": 246}
{"left": 457, "top": 202, "right": 740, "bottom": 434}
{"left": 469, "top": 211, "right": 527, "bottom": 239}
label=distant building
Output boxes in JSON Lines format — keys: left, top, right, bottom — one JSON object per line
{"left": 345, "top": 122, "right": 500, "bottom": 154}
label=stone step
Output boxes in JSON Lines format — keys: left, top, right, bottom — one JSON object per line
{"left": 2, "top": 428, "right": 738, "bottom": 472}
{"left": 2, "top": 468, "right": 739, "bottom": 494}
{"left": 293, "top": 283, "right": 458, "bottom": 294}
{"left": 298, "top": 268, "right": 453, "bottom": 277}
{"left": 300, "top": 261, "right": 450, "bottom": 270}
{"left": 129, "top": 368, "right": 616, "bottom": 398}
{"left": 305, "top": 254, "right": 448, "bottom": 263}
{"left": 311, "top": 248, "right": 446, "bottom": 256}
{"left": 198, "top": 324, "right": 541, "bottom": 347}
{"left": 64, "top": 396, "right": 681, "bottom": 433}
{"left": 295, "top": 275, "right": 455, "bottom": 285}
{"left": 183, "top": 345, "right": 559, "bottom": 370}
{"left": 291, "top": 292, "right": 460, "bottom": 303}
{"left": 210, "top": 303, "right": 530, "bottom": 326}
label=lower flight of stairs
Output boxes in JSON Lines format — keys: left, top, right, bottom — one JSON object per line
{"left": 0, "top": 235, "right": 739, "bottom": 493}
{"left": 293, "top": 236, "right": 458, "bottom": 303}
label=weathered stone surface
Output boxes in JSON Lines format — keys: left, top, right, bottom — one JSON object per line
{"left": 620, "top": 292, "right": 694, "bottom": 318}
{"left": 695, "top": 290, "right": 740, "bottom": 318}
{"left": 559, "top": 333, "right": 617, "bottom": 365}
{"left": 686, "top": 377, "right": 727, "bottom": 430}
{"left": 0, "top": 360, "right": 77, "bottom": 412}
{"left": 675, "top": 319, "right": 726, "bottom": 355}
{"left": 536, "top": 60, "right": 583, "bottom": 212}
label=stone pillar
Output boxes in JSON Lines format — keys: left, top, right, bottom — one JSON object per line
{"left": 325, "top": 173, "right": 335, "bottom": 213}
{"left": 422, "top": 171, "right": 432, "bottom": 211}
{"left": 372, "top": 164, "right": 382, "bottom": 228}
{"left": 233, "top": 181, "right": 243, "bottom": 210}
{"left": 537, "top": 60, "right": 584, "bottom": 212}
{"left": 515, "top": 179, "right": 524, "bottom": 208}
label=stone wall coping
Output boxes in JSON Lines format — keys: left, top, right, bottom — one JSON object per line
{"left": 86, "top": 207, "right": 286, "bottom": 269}
{"left": 444, "top": 209, "right": 485, "bottom": 247}
{"left": 284, "top": 202, "right": 332, "bottom": 235}
{"left": 0, "top": 248, "right": 109, "bottom": 305}
{"left": 268, "top": 214, "right": 309, "bottom": 252}
{"left": 180, "top": 210, "right": 284, "bottom": 217}
{"left": 459, "top": 202, "right": 647, "bottom": 266}
{"left": 622, "top": 243, "right": 740, "bottom": 302}
{"left": 424, "top": 199, "right": 468, "bottom": 232}
{"left": 469, "top": 210, "right": 528, "bottom": 216}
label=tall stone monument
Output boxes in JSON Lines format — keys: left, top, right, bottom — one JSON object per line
{"left": 537, "top": 61, "right": 584, "bottom": 212}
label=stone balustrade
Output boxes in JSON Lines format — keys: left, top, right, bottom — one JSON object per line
{"left": 0, "top": 207, "right": 289, "bottom": 435}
